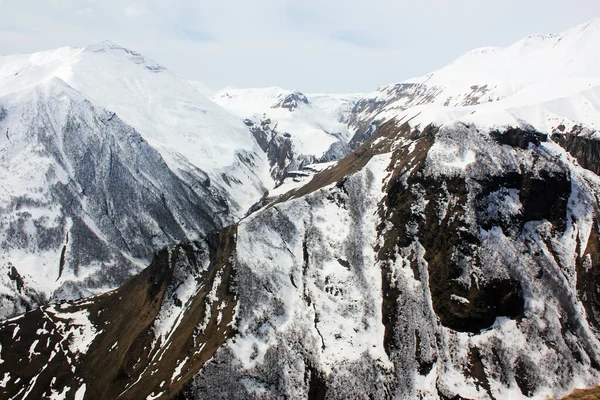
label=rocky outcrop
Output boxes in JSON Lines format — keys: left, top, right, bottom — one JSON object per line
{"left": 344, "top": 84, "right": 444, "bottom": 144}
{"left": 273, "top": 91, "right": 309, "bottom": 111}
{"left": 249, "top": 117, "right": 316, "bottom": 182}
{"left": 187, "top": 122, "right": 600, "bottom": 399}
{"left": 552, "top": 125, "right": 600, "bottom": 176}
{"left": 491, "top": 127, "right": 547, "bottom": 149}
{"left": 344, "top": 83, "right": 500, "bottom": 149}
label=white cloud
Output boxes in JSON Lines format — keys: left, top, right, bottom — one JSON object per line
{"left": 124, "top": 4, "right": 146, "bottom": 17}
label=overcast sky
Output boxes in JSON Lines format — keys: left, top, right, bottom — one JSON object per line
{"left": 1, "top": 1, "right": 599, "bottom": 93}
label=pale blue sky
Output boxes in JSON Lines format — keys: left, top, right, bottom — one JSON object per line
{"left": 0, "top": 0, "right": 599, "bottom": 92}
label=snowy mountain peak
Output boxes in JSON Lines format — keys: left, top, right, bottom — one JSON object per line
{"left": 272, "top": 91, "right": 309, "bottom": 111}
{"left": 214, "top": 86, "right": 303, "bottom": 112}
{"left": 84, "top": 39, "right": 123, "bottom": 51}
{"left": 83, "top": 40, "right": 166, "bottom": 72}
{"left": 213, "top": 86, "right": 355, "bottom": 162}
{"left": 420, "top": 17, "right": 600, "bottom": 87}
{"left": 572, "top": 16, "right": 600, "bottom": 33}
{"left": 1, "top": 41, "right": 268, "bottom": 175}
{"left": 344, "top": 18, "right": 600, "bottom": 148}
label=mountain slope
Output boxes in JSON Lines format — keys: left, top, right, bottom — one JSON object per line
{"left": 344, "top": 18, "right": 600, "bottom": 147}
{"left": 0, "top": 227, "right": 238, "bottom": 400}
{"left": 0, "top": 43, "right": 273, "bottom": 318}
{"left": 0, "top": 78, "right": 239, "bottom": 318}
{"left": 0, "top": 41, "right": 272, "bottom": 217}
{"left": 188, "top": 121, "right": 600, "bottom": 399}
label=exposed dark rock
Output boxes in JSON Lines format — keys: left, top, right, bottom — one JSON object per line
{"left": 468, "top": 347, "right": 493, "bottom": 398}
{"left": 553, "top": 125, "right": 600, "bottom": 175}
{"left": 576, "top": 220, "right": 600, "bottom": 331}
{"left": 377, "top": 124, "right": 530, "bottom": 336}
{"left": 273, "top": 91, "right": 309, "bottom": 111}
{"left": 434, "top": 276, "right": 524, "bottom": 333}
{"left": 520, "top": 169, "right": 571, "bottom": 230}
{"left": 418, "top": 176, "right": 524, "bottom": 333}
{"left": 318, "top": 140, "right": 352, "bottom": 163}
{"left": 514, "top": 355, "right": 538, "bottom": 397}
{"left": 8, "top": 265, "right": 25, "bottom": 293}
{"left": 473, "top": 162, "right": 571, "bottom": 234}
{"left": 306, "top": 363, "right": 328, "bottom": 400}
{"left": 248, "top": 121, "right": 311, "bottom": 182}
{"left": 491, "top": 127, "right": 547, "bottom": 149}
{"left": 348, "top": 121, "right": 380, "bottom": 150}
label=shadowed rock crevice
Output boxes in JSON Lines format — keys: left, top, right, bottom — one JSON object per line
{"left": 519, "top": 169, "right": 571, "bottom": 230}
{"left": 306, "top": 362, "right": 328, "bottom": 400}
{"left": 249, "top": 119, "right": 315, "bottom": 183}
{"left": 419, "top": 176, "right": 525, "bottom": 333}
{"left": 468, "top": 347, "right": 493, "bottom": 398}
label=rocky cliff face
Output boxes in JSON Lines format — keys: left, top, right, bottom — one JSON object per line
{"left": 552, "top": 125, "right": 600, "bottom": 176}
{"left": 214, "top": 88, "right": 356, "bottom": 184}
{"left": 0, "top": 40, "right": 276, "bottom": 319}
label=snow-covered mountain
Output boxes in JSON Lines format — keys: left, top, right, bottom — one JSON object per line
{"left": 213, "top": 87, "right": 361, "bottom": 181}
{"left": 344, "top": 18, "right": 600, "bottom": 146}
{"left": 0, "top": 42, "right": 273, "bottom": 318}
{"left": 3, "top": 18, "right": 600, "bottom": 400}
{"left": 0, "top": 41, "right": 272, "bottom": 214}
